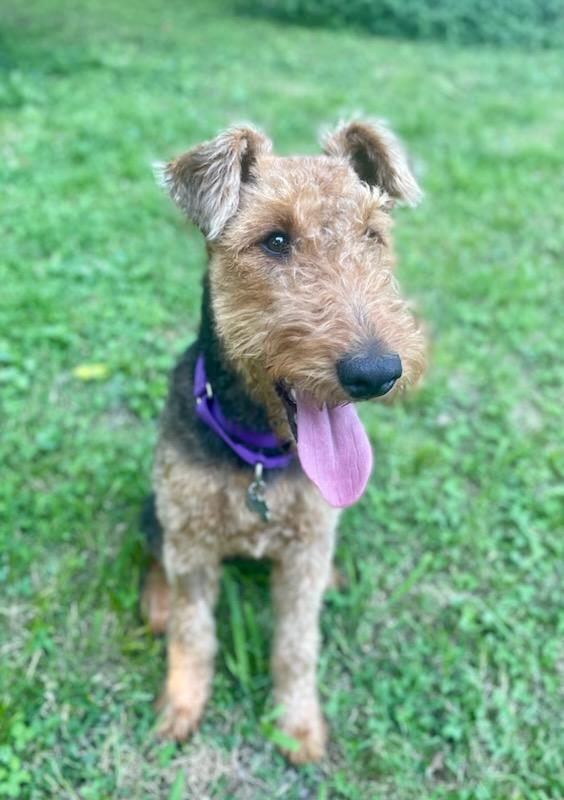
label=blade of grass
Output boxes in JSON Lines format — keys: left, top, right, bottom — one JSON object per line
{"left": 223, "top": 572, "right": 250, "bottom": 691}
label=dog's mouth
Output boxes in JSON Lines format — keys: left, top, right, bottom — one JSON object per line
{"left": 275, "top": 380, "right": 373, "bottom": 508}
{"left": 276, "top": 381, "right": 298, "bottom": 441}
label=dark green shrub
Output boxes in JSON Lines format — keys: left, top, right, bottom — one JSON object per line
{"left": 243, "top": 0, "right": 564, "bottom": 47}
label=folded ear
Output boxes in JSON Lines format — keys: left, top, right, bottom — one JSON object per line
{"left": 322, "top": 119, "right": 422, "bottom": 206}
{"left": 157, "top": 125, "right": 272, "bottom": 239}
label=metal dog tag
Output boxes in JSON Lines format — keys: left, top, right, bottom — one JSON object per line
{"left": 246, "top": 463, "right": 270, "bottom": 522}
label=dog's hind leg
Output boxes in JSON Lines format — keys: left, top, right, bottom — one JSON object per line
{"left": 141, "top": 559, "right": 170, "bottom": 635}
{"left": 139, "top": 494, "right": 171, "bottom": 634}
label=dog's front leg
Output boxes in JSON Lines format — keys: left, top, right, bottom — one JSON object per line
{"left": 270, "top": 531, "right": 335, "bottom": 764}
{"left": 156, "top": 563, "right": 220, "bottom": 740}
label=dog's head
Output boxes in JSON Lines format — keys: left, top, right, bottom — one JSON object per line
{"left": 159, "top": 122, "right": 427, "bottom": 505}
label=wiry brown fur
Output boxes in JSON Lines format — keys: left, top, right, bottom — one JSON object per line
{"left": 146, "top": 120, "right": 427, "bottom": 763}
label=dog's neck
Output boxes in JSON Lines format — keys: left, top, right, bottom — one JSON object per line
{"left": 197, "top": 275, "right": 277, "bottom": 435}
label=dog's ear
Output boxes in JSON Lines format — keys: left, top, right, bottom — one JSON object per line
{"left": 157, "top": 126, "right": 272, "bottom": 239}
{"left": 322, "top": 119, "right": 422, "bottom": 207}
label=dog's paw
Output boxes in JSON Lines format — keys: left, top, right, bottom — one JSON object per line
{"left": 154, "top": 689, "right": 205, "bottom": 741}
{"left": 279, "top": 714, "right": 327, "bottom": 765}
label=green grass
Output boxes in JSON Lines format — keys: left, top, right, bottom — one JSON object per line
{"left": 1, "top": 1, "right": 563, "bottom": 797}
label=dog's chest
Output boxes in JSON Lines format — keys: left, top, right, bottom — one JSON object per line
{"left": 155, "top": 443, "right": 339, "bottom": 565}
{"left": 220, "top": 464, "right": 334, "bottom": 559}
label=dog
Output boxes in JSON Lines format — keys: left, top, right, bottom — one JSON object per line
{"left": 141, "top": 120, "right": 427, "bottom": 764}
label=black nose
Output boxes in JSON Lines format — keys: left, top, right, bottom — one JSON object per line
{"left": 337, "top": 351, "right": 402, "bottom": 399}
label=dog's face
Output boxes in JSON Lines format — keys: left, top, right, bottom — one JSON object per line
{"left": 160, "top": 122, "right": 427, "bottom": 462}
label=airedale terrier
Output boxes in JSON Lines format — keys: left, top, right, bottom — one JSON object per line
{"left": 141, "top": 120, "right": 426, "bottom": 763}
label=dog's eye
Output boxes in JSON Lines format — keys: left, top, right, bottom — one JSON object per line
{"left": 366, "top": 228, "right": 384, "bottom": 245}
{"left": 261, "top": 231, "right": 291, "bottom": 257}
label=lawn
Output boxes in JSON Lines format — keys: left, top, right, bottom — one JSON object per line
{"left": 1, "top": 1, "right": 563, "bottom": 797}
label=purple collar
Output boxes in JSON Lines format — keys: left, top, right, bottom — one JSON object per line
{"left": 193, "top": 354, "right": 294, "bottom": 470}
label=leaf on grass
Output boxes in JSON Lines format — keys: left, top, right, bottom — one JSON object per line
{"left": 168, "top": 769, "right": 185, "bottom": 800}
{"left": 156, "top": 742, "right": 177, "bottom": 768}
{"left": 72, "top": 363, "right": 109, "bottom": 381}
{"left": 260, "top": 704, "right": 285, "bottom": 723}
{"left": 260, "top": 711, "right": 300, "bottom": 753}
{"left": 262, "top": 725, "right": 300, "bottom": 752}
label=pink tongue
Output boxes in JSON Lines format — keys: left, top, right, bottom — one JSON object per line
{"left": 295, "top": 392, "right": 373, "bottom": 508}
